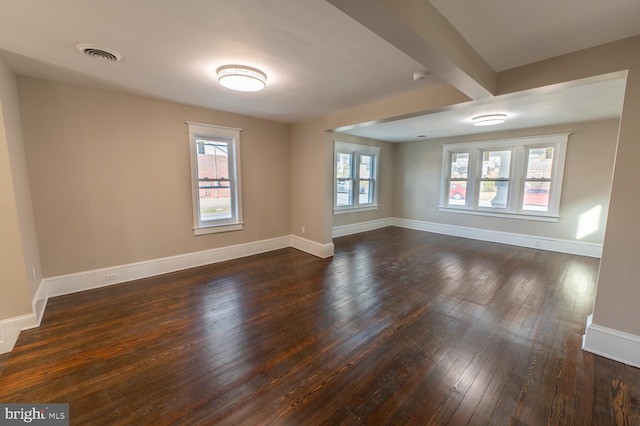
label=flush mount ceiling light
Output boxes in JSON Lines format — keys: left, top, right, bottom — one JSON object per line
{"left": 216, "top": 65, "right": 267, "bottom": 92}
{"left": 472, "top": 114, "right": 507, "bottom": 126}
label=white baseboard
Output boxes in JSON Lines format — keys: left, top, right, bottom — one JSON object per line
{"left": 290, "top": 235, "right": 334, "bottom": 258}
{"left": 45, "top": 235, "right": 292, "bottom": 298}
{"left": 0, "top": 314, "right": 38, "bottom": 355}
{"left": 390, "top": 218, "right": 602, "bottom": 258}
{"left": 332, "top": 218, "right": 392, "bottom": 238}
{"left": 582, "top": 314, "right": 640, "bottom": 368}
{"left": 2, "top": 234, "right": 336, "bottom": 355}
{"left": 32, "top": 278, "right": 47, "bottom": 326}
{"left": 1, "top": 221, "right": 599, "bottom": 356}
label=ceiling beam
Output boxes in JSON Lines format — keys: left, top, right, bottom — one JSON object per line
{"left": 327, "top": 0, "right": 496, "bottom": 100}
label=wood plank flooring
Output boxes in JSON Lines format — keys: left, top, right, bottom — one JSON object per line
{"left": 1, "top": 227, "right": 639, "bottom": 425}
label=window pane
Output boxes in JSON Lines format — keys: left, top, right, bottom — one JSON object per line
{"left": 336, "top": 179, "right": 353, "bottom": 207}
{"left": 526, "top": 147, "right": 554, "bottom": 179}
{"left": 199, "top": 183, "right": 231, "bottom": 221}
{"left": 197, "top": 140, "right": 232, "bottom": 221}
{"left": 482, "top": 150, "right": 511, "bottom": 179}
{"left": 451, "top": 153, "right": 469, "bottom": 178}
{"left": 197, "top": 140, "right": 229, "bottom": 179}
{"left": 359, "top": 180, "right": 373, "bottom": 204}
{"left": 479, "top": 181, "right": 508, "bottom": 209}
{"left": 523, "top": 181, "right": 551, "bottom": 211}
{"left": 359, "top": 155, "right": 372, "bottom": 179}
{"left": 448, "top": 181, "right": 467, "bottom": 205}
{"left": 336, "top": 152, "right": 352, "bottom": 179}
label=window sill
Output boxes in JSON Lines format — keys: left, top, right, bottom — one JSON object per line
{"left": 438, "top": 207, "right": 559, "bottom": 223}
{"left": 193, "top": 222, "right": 244, "bottom": 235}
{"left": 333, "top": 205, "right": 378, "bottom": 215}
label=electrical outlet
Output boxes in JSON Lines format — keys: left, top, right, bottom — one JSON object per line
{"left": 302, "top": 226, "right": 305, "bottom": 234}
{"left": 32, "top": 267, "right": 37, "bottom": 281}
{"left": 105, "top": 273, "right": 118, "bottom": 281}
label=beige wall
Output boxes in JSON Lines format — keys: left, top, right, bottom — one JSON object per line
{"left": 3, "top": 33, "right": 639, "bottom": 352}
{"left": 331, "top": 133, "right": 394, "bottom": 228}
{"left": 498, "top": 35, "right": 640, "bottom": 337}
{"left": 393, "top": 119, "right": 619, "bottom": 244}
{"left": 289, "top": 121, "right": 333, "bottom": 244}
{"left": 289, "top": 36, "right": 640, "bottom": 340}
{"left": 0, "top": 57, "right": 37, "bottom": 319}
{"left": 18, "top": 77, "right": 291, "bottom": 277}
{"left": 291, "top": 83, "right": 469, "bottom": 245}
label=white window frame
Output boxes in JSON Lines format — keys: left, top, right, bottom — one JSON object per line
{"left": 334, "top": 141, "right": 380, "bottom": 214}
{"left": 439, "top": 134, "right": 569, "bottom": 222}
{"left": 187, "top": 121, "right": 243, "bottom": 235}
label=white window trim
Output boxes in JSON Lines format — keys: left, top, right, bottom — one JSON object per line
{"left": 187, "top": 121, "right": 243, "bottom": 235}
{"left": 439, "top": 133, "right": 569, "bottom": 222}
{"left": 334, "top": 141, "right": 380, "bottom": 214}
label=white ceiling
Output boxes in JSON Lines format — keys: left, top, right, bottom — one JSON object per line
{"left": 430, "top": 0, "right": 640, "bottom": 72}
{"left": 336, "top": 72, "right": 627, "bottom": 142}
{"left": 0, "top": 0, "right": 638, "bottom": 137}
{"left": 0, "top": 0, "right": 437, "bottom": 123}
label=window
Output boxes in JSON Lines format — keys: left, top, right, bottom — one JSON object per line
{"left": 440, "top": 134, "right": 568, "bottom": 221}
{"left": 334, "top": 141, "right": 380, "bottom": 213}
{"left": 479, "top": 149, "right": 511, "bottom": 209}
{"left": 187, "top": 122, "right": 243, "bottom": 235}
{"left": 523, "top": 147, "right": 555, "bottom": 212}
{"left": 448, "top": 152, "right": 469, "bottom": 206}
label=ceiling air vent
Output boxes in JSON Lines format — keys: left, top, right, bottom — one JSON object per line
{"left": 76, "top": 44, "right": 123, "bottom": 62}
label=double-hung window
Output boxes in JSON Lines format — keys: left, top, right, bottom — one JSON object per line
{"left": 334, "top": 141, "right": 380, "bottom": 213}
{"left": 479, "top": 149, "right": 512, "bottom": 209}
{"left": 187, "top": 122, "right": 243, "bottom": 235}
{"left": 447, "top": 152, "right": 469, "bottom": 206}
{"left": 522, "top": 146, "right": 556, "bottom": 212}
{"left": 440, "top": 134, "right": 568, "bottom": 221}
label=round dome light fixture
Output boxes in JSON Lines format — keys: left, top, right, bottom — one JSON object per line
{"left": 472, "top": 114, "right": 507, "bottom": 126}
{"left": 216, "top": 65, "right": 267, "bottom": 92}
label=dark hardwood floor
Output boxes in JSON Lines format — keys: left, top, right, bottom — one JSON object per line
{"left": 1, "top": 227, "right": 639, "bottom": 425}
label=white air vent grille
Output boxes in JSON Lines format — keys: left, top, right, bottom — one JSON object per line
{"left": 76, "top": 44, "right": 123, "bottom": 62}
